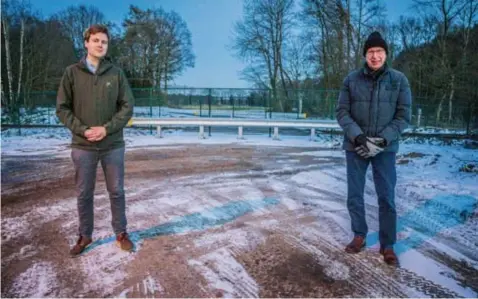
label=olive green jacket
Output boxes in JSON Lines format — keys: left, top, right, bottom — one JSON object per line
{"left": 56, "top": 57, "right": 134, "bottom": 150}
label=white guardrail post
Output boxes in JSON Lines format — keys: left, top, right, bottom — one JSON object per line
{"left": 238, "top": 126, "right": 244, "bottom": 139}
{"left": 199, "top": 125, "right": 206, "bottom": 139}
{"left": 272, "top": 127, "right": 280, "bottom": 140}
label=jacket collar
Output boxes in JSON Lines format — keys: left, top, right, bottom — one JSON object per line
{"left": 363, "top": 62, "right": 388, "bottom": 81}
{"left": 78, "top": 55, "right": 113, "bottom": 75}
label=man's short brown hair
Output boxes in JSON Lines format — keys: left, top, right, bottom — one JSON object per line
{"left": 83, "top": 24, "right": 110, "bottom": 42}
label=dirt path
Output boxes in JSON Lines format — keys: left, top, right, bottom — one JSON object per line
{"left": 2, "top": 144, "right": 477, "bottom": 297}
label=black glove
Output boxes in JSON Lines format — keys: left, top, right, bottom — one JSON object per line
{"left": 355, "top": 134, "right": 368, "bottom": 147}
{"left": 354, "top": 135, "right": 385, "bottom": 158}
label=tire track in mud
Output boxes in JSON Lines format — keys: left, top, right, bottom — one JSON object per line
{"left": 129, "top": 149, "right": 474, "bottom": 298}
{"left": 265, "top": 164, "right": 467, "bottom": 298}
{"left": 282, "top": 234, "right": 408, "bottom": 297}
{"left": 393, "top": 196, "right": 478, "bottom": 257}
{"left": 233, "top": 232, "right": 355, "bottom": 297}
{"left": 230, "top": 210, "right": 393, "bottom": 297}
{"left": 418, "top": 247, "right": 478, "bottom": 293}
{"left": 288, "top": 166, "right": 477, "bottom": 254}
{"left": 311, "top": 215, "right": 464, "bottom": 298}
{"left": 174, "top": 165, "right": 335, "bottom": 188}
{"left": 189, "top": 247, "right": 259, "bottom": 298}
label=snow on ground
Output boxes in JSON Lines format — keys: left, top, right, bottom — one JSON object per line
{"left": 0, "top": 127, "right": 342, "bottom": 156}
{"left": 8, "top": 262, "right": 59, "bottom": 298}
{"left": 1, "top": 127, "right": 477, "bottom": 297}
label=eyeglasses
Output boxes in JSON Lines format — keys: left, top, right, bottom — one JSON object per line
{"left": 366, "top": 49, "right": 385, "bottom": 56}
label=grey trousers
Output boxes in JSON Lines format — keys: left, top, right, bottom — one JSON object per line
{"left": 71, "top": 146, "right": 127, "bottom": 238}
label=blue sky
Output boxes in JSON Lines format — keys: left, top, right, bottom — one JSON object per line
{"left": 37, "top": 0, "right": 414, "bottom": 88}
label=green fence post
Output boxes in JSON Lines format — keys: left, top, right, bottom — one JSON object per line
{"left": 466, "top": 102, "right": 472, "bottom": 136}
{"left": 200, "top": 96, "right": 202, "bottom": 117}
{"left": 268, "top": 89, "right": 272, "bottom": 137}
{"left": 149, "top": 88, "right": 153, "bottom": 134}
{"left": 49, "top": 95, "right": 52, "bottom": 125}
{"left": 264, "top": 92, "right": 267, "bottom": 119}
{"left": 208, "top": 88, "right": 212, "bottom": 136}
{"left": 157, "top": 87, "right": 163, "bottom": 117}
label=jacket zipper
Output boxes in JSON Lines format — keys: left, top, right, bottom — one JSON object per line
{"left": 369, "top": 80, "right": 376, "bottom": 136}
{"left": 374, "top": 81, "right": 380, "bottom": 136}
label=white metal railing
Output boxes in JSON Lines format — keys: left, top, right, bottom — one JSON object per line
{"left": 129, "top": 117, "right": 341, "bottom": 140}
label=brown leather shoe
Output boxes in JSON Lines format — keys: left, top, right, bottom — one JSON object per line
{"left": 70, "top": 235, "right": 92, "bottom": 257}
{"left": 116, "top": 232, "right": 134, "bottom": 252}
{"left": 345, "top": 236, "right": 366, "bottom": 253}
{"left": 380, "top": 247, "right": 399, "bottom": 265}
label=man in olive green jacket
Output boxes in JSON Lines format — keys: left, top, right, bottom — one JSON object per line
{"left": 56, "top": 24, "right": 135, "bottom": 256}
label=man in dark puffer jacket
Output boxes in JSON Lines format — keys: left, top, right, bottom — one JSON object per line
{"left": 336, "top": 31, "right": 412, "bottom": 265}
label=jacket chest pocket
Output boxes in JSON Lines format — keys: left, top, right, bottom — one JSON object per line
{"left": 380, "top": 82, "right": 399, "bottom": 102}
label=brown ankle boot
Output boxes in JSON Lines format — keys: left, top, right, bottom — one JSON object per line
{"left": 380, "top": 247, "right": 398, "bottom": 265}
{"left": 345, "top": 236, "right": 366, "bottom": 253}
{"left": 116, "top": 232, "right": 134, "bottom": 252}
{"left": 70, "top": 235, "right": 92, "bottom": 257}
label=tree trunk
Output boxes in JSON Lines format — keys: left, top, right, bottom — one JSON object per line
{"left": 16, "top": 19, "right": 25, "bottom": 104}
{"left": 436, "top": 94, "right": 446, "bottom": 126}
{"left": 346, "top": 0, "right": 352, "bottom": 70}
{"left": 447, "top": 74, "right": 454, "bottom": 123}
{"left": 2, "top": 18, "right": 14, "bottom": 110}
{"left": 1, "top": 77, "right": 5, "bottom": 108}
{"left": 164, "top": 59, "right": 168, "bottom": 104}
{"left": 271, "top": 80, "right": 278, "bottom": 113}
{"left": 355, "top": 0, "right": 364, "bottom": 69}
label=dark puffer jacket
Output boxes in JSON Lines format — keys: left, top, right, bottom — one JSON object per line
{"left": 336, "top": 64, "right": 412, "bottom": 152}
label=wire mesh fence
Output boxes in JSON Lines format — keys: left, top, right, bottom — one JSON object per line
{"left": 1, "top": 88, "right": 477, "bottom": 135}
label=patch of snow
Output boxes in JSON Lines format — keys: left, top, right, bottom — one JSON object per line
{"left": 9, "top": 262, "right": 59, "bottom": 298}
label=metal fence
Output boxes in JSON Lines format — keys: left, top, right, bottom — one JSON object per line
{"left": 1, "top": 88, "right": 477, "bottom": 134}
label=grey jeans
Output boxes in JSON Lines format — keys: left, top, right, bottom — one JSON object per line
{"left": 71, "top": 146, "right": 127, "bottom": 238}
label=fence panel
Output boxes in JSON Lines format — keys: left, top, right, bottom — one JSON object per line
{"left": 1, "top": 88, "right": 476, "bottom": 134}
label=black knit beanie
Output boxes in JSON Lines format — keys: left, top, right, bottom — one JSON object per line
{"left": 363, "top": 31, "right": 388, "bottom": 56}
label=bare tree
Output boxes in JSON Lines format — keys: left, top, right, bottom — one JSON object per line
{"left": 1, "top": 3, "right": 14, "bottom": 109}
{"left": 23, "top": 19, "right": 77, "bottom": 92}
{"left": 161, "top": 10, "right": 195, "bottom": 90}
{"left": 283, "top": 37, "right": 313, "bottom": 88}
{"left": 458, "top": 0, "right": 478, "bottom": 65}
{"left": 300, "top": 0, "right": 385, "bottom": 89}
{"left": 1, "top": 0, "right": 29, "bottom": 111}
{"left": 122, "top": 6, "right": 158, "bottom": 86}
{"left": 118, "top": 5, "right": 194, "bottom": 89}
{"left": 16, "top": 18, "right": 24, "bottom": 102}
{"left": 53, "top": 5, "right": 107, "bottom": 57}
{"left": 413, "top": 0, "right": 468, "bottom": 123}
{"left": 393, "top": 16, "right": 437, "bottom": 96}
{"left": 397, "top": 16, "right": 432, "bottom": 51}
{"left": 2, "top": 0, "right": 77, "bottom": 116}
{"left": 455, "top": 0, "right": 478, "bottom": 121}
{"left": 232, "top": 0, "right": 296, "bottom": 111}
